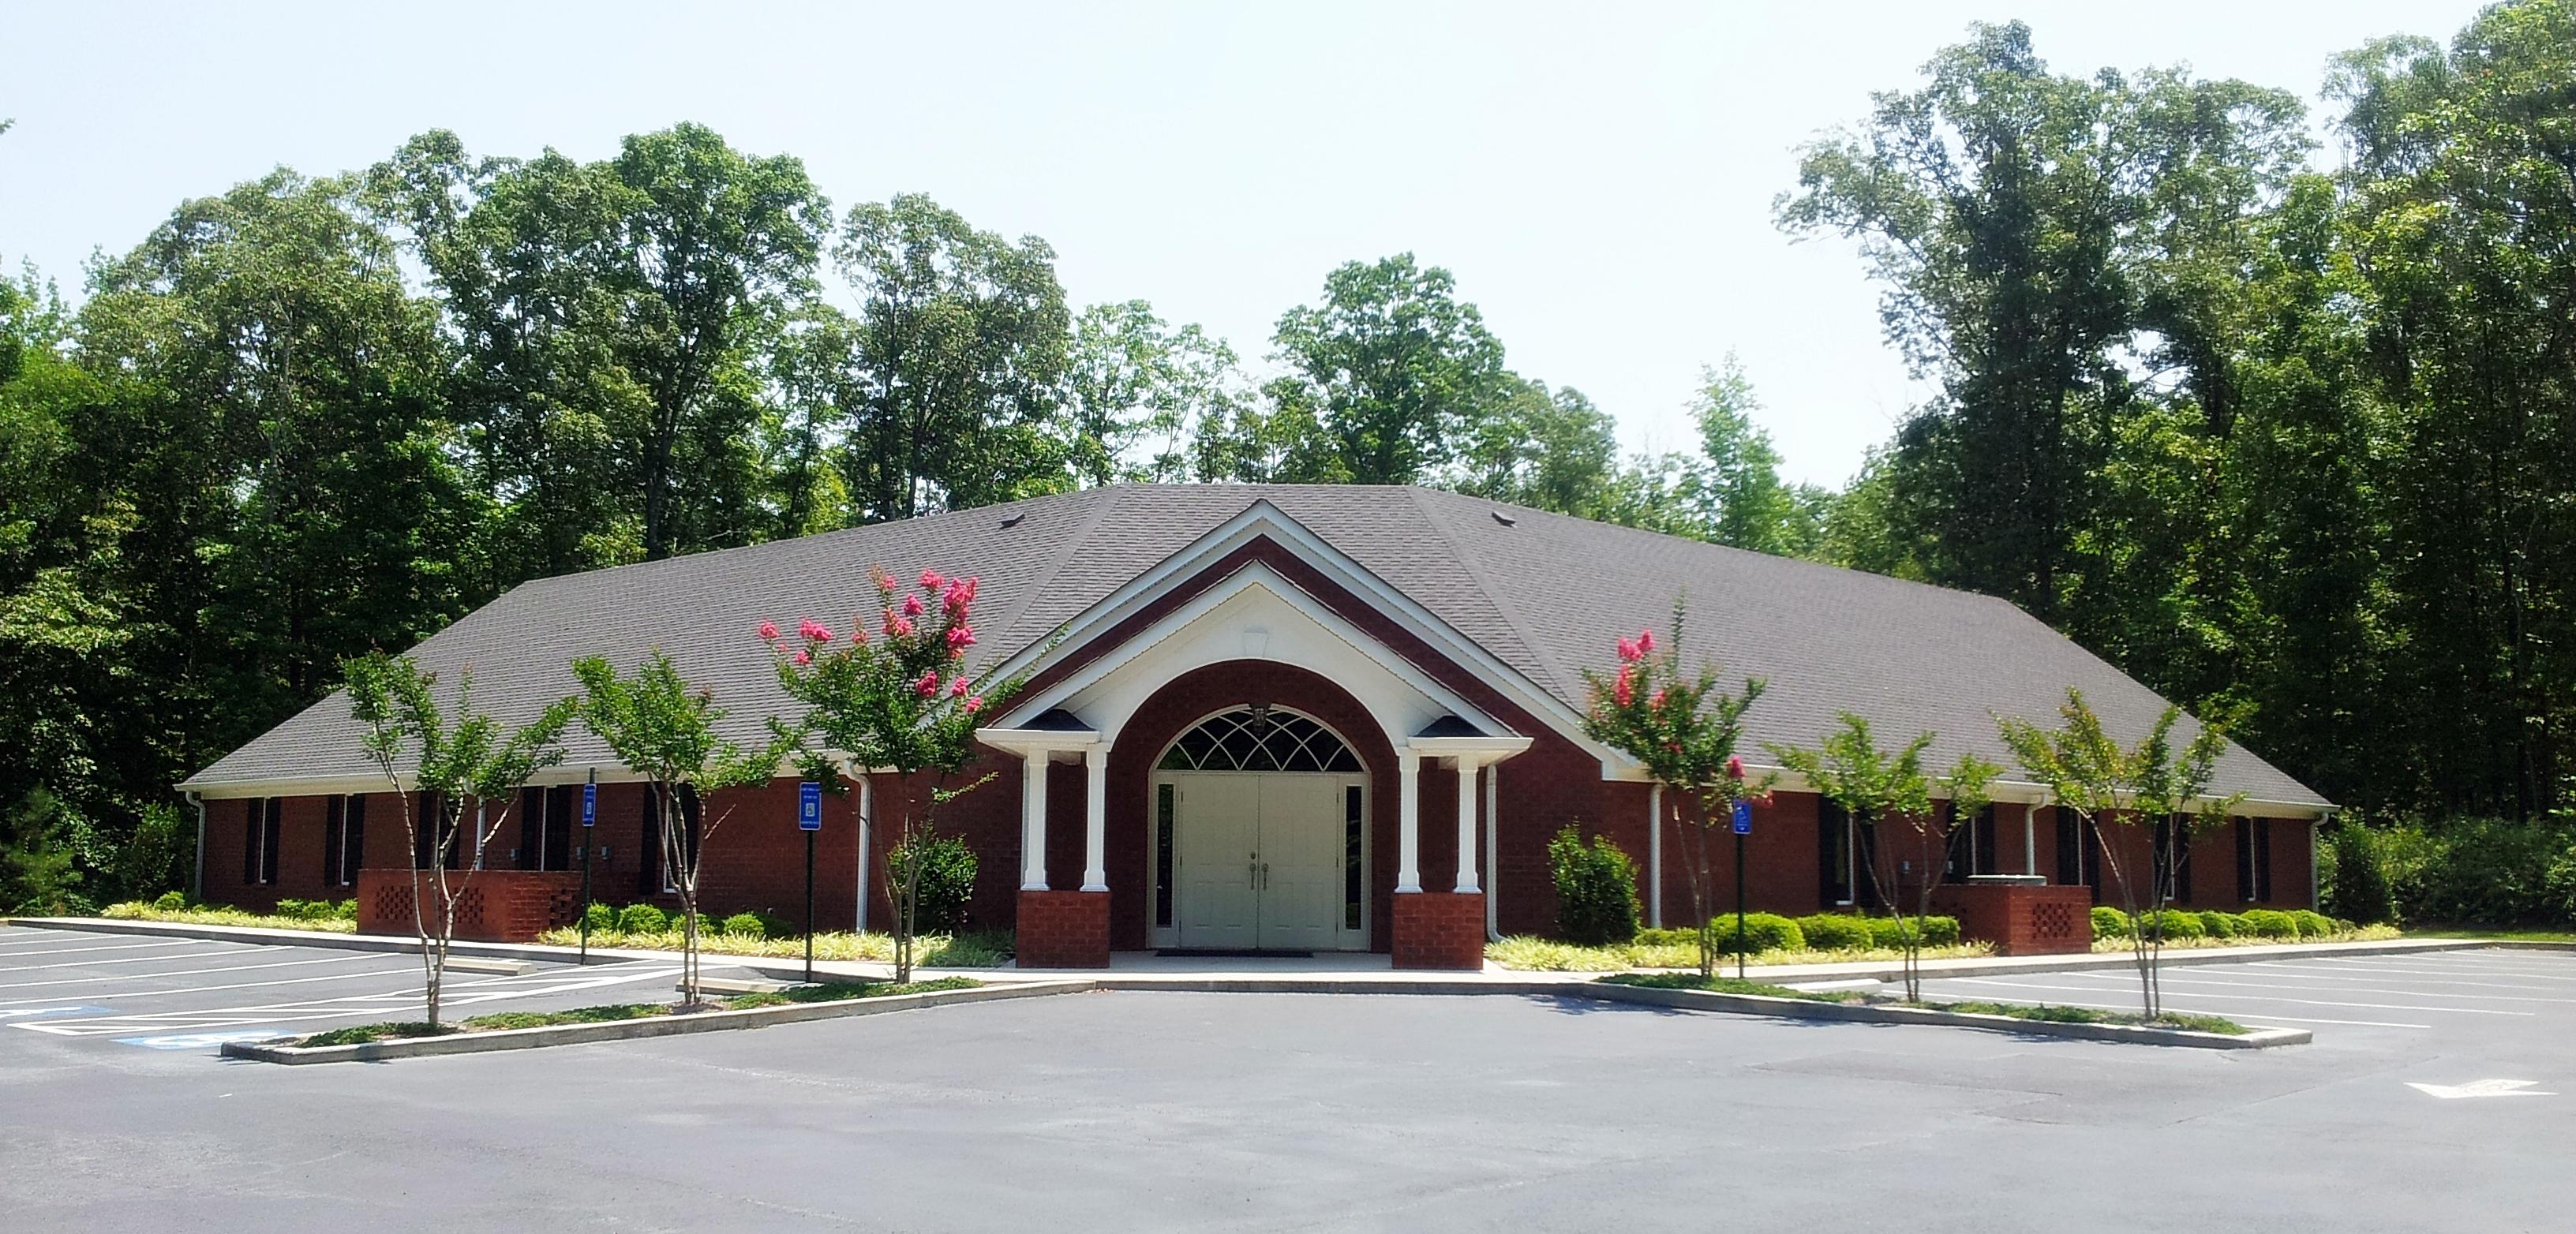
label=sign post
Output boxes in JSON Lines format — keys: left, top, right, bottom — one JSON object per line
{"left": 1732, "top": 798, "right": 1752, "bottom": 980}
{"left": 578, "top": 771, "right": 598, "bottom": 966}
{"left": 798, "top": 781, "right": 822, "bottom": 983}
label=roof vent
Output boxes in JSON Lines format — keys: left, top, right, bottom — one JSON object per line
{"left": 1491, "top": 510, "right": 1517, "bottom": 527}
{"left": 998, "top": 512, "right": 1025, "bottom": 529}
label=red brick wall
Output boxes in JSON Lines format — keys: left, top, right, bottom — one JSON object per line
{"left": 1392, "top": 891, "right": 1485, "bottom": 969}
{"left": 1933, "top": 882, "right": 2095, "bottom": 955}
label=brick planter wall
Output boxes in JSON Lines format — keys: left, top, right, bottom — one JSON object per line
{"left": 1392, "top": 891, "right": 1486, "bottom": 970}
{"left": 357, "top": 868, "right": 585, "bottom": 943}
{"left": 1015, "top": 889, "right": 1110, "bottom": 968}
{"left": 1933, "top": 882, "right": 2094, "bottom": 955}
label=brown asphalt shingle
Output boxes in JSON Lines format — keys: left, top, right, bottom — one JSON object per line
{"left": 183, "top": 484, "right": 2329, "bottom": 810}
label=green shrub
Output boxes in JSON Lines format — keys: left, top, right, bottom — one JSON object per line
{"left": 1638, "top": 913, "right": 1804, "bottom": 955}
{"left": 2238, "top": 908, "right": 2297, "bottom": 939}
{"left": 754, "top": 908, "right": 796, "bottom": 938}
{"left": 2289, "top": 909, "right": 2335, "bottom": 938}
{"left": 615, "top": 903, "right": 670, "bottom": 934}
{"left": 2375, "top": 816, "right": 2576, "bottom": 926}
{"left": 1795, "top": 913, "right": 1874, "bottom": 951}
{"left": 1546, "top": 825, "right": 1641, "bottom": 945}
{"left": 274, "top": 898, "right": 344, "bottom": 922}
{"left": 720, "top": 911, "right": 766, "bottom": 938}
{"left": 2090, "top": 905, "right": 2132, "bottom": 938}
{"left": 2142, "top": 908, "right": 2203, "bottom": 940}
{"left": 887, "top": 835, "right": 979, "bottom": 933}
{"left": 152, "top": 890, "right": 187, "bottom": 911}
{"left": 1864, "top": 914, "right": 1963, "bottom": 948}
{"left": 2197, "top": 911, "right": 2241, "bottom": 939}
{"left": 2321, "top": 824, "right": 2397, "bottom": 925}
{"left": 582, "top": 902, "right": 616, "bottom": 932}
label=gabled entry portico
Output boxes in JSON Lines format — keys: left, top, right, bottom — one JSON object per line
{"left": 978, "top": 552, "right": 1528, "bottom": 968}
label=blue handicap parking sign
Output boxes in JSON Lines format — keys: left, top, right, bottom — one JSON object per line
{"left": 582, "top": 782, "right": 597, "bottom": 827}
{"left": 798, "top": 781, "right": 822, "bottom": 832}
{"left": 1732, "top": 799, "right": 1753, "bottom": 835}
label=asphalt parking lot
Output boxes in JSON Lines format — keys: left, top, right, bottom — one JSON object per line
{"left": 2, "top": 937, "right": 2566, "bottom": 1232}
{"left": 0, "top": 923, "right": 681, "bottom": 1055}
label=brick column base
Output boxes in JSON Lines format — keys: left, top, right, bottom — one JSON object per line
{"left": 1015, "top": 888, "right": 1111, "bottom": 969}
{"left": 1392, "top": 891, "right": 1487, "bottom": 970}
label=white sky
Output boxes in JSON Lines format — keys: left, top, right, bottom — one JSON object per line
{"left": 0, "top": 1, "right": 2486, "bottom": 487}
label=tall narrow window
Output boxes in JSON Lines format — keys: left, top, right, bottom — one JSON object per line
{"left": 544, "top": 785, "right": 575, "bottom": 872}
{"left": 259, "top": 798, "right": 281, "bottom": 885}
{"left": 324, "top": 797, "right": 344, "bottom": 887}
{"left": 243, "top": 798, "right": 273, "bottom": 885}
{"left": 342, "top": 795, "right": 365, "bottom": 884}
{"left": 638, "top": 787, "right": 661, "bottom": 896}
{"left": 2237, "top": 817, "right": 2274, "bottom": 903}
{"left": 2154, "top": 816, "right": 2192, "bottom": 903}
{"left": 1155, "top": 783, "right": 1177, "bottom": 929}
{"left": 1343, "top": 785, "right": 1365, "bottom": 931}
{"left": 517, "top": 787, "right": 546, "bottom": 870}
{"left": 1818, "top": 799, "right": 1852, "bottom": 905}
{"left": 1972, "top": 806, "right": 1998, "bottom": 877}
{"left": 2056, "top": 810, "right": 2084, "bottom": 887}
{"left": 664, "top": 784, "right": 702, "bottom": 893}
{"left": 414, "top": 791, "right": 453, "bottom": 869}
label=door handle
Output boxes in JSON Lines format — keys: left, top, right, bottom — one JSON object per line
{"left": 1260, "top": 862, "right": 1271, "bottom": 890}
{"left": 1249, "top": 857, "right": 1258, "bottom": 889}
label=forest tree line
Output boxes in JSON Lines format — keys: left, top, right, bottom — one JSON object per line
{"left": 2, "top": 3, "right": 2571, "bottom": 911}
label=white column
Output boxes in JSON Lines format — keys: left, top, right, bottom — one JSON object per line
{"left": 1647, "top": 784, "right": 1664, "bottom": 929}
{"left": 856, "top": 775, "right": 874, "bottom": 932}
{"left": 1453, "top": 756, "right": 1483, "bottom": 894}
{"left": 1020, "top": 751, "right": 1050, "bottom": 891}
{"left": 1395, "top": 750, "right": 1421, "bottom": 893}
{"left": 2023, "top": 802, "right": 2039, "bottom": 877}
{"left": 1081, "top": 746, "right": 1109, "bottom": 892}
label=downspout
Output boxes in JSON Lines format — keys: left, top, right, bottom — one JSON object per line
{"left": 1647, "top": 784, "right": 1664, "bottom": 929}
{"left": 187, "top": 791, "right": 205, "bottom": 903}
{"left": 2023, "top": 800, "right": 2038, "bottom": 877}
{"left": 855, "top": 773, "right": 874, "bottom": 934}
{"left": 1483, "top": 763, "right": 1500, "bottom": 942}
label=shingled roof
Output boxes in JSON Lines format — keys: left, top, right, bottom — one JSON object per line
{"left": 183, "top": 484, "right": 2331, "bottom": 810}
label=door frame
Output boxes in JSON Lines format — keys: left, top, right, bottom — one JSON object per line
{"left": 1148, "top": 772, "right": 1370, "bottom": 958}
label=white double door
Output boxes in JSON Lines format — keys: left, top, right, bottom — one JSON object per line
{"left": 1168, "top": 773, "right": 1348, "bottom": 951}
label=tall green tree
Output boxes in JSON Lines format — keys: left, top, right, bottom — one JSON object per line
{"left": 829, "top": 194, "right": 1072, "bottom": 522}
{"left": 1060, "top": 301, "right": 1240, "bottom": 485}
{"left": 1256, "top": 253, "right": 1511, "bottom": 485}
{"left": 1453, "top": 378, "right": 1620, "bottom": 516}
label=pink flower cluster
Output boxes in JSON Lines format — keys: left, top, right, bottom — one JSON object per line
{"left": 1616, "top": 628, "right": 1657, "bottom": 663}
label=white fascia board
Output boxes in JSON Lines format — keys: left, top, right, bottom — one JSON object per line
{"left": 981, "top": 499, "right": 1633, "bottom": 768}
{"left": 1406, "top": 735, "right": 1535, "bottom": 759}
{"left": 974, "top": 727, "right": 1103, "bottom": 756}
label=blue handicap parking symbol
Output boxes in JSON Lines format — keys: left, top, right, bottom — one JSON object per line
{"left": 116, "top": 1028, "right": 294, "bottom": 1051}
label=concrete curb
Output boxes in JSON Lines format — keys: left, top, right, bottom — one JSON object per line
{"left": 1575, "top": 982, "right": 2311, "bottom": 1049}
{"left": 216, "top": 979, "right": 1099, "bottom": 1065}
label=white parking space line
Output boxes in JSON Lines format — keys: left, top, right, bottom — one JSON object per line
{"left": 0, "top": 940, "right": 239, "bottom": 965}
{"left": 2257, "top": 959, "right": 2576, "bottom": 982}
{"left": 0, "top": 952, "right": 395, "bottom": 991}
{"left": 2221, "top": 964, "right": 2567, "bottom": 993}
{"left": 1950, "top": 977, "right": 2534, "bottom": 1016}
{"left": 20, "top": 964, "right": 685, "bottom": 1037}
{"left": 2138, "top": 974, "right": 2576, "bottom": 1004}
{"left": 3, "top": 963, "right": 452, "bottom": 1004}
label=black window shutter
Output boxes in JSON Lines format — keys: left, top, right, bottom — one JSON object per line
{"left": 546, "top": 787, "right": 575, "bottom": 872}
{"left": 1974, "top": 806, "right": 1998, "bottom": 877}
{"left": 2056, "top": 811, "right": 2081, "bottom": 886}
{"left": 346, "top": 795, "right": 366, "bottom": 882}
{"left": 244, "top": 801, "right": 262, "bottom": 884}
{"left": 1817, "top": 799, "right": 1848, "bottom": 905}
{"left": 2252, "top": 821, "right": 2273, "bottom": 903}
{"left": 260, "top": 798, "right": 282, "bottom": 885}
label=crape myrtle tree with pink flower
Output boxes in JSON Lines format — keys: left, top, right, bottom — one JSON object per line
{"left": 569, "top": 650, "right": 800, "bottom": 1008}
{"left": 767, "top": 568, "right": 1041, "bottom": 982}
{"left": 1582, "top": 600, "right": 1773, "bottom": 980}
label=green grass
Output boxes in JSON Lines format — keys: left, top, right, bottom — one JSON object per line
{"left": 1491, "top": 934, "right": 1992, "bottom": 972}
{"left": 98, "top": 903, "right": 358, "bottom": 933}
{"left": 2403, "top": 926, "right": 2576, "bottom": 943}
{"left": 722, "top": 976, "right": 980, "bottom": 1008}
{"left": 1594, "top": 972, "right": 1866, "bottom": 1003}
{"left": 535, "top": 926, "right": 1013, "bottom": 968}
{"left": 1922, "top": 1000, "right": 2249, "bottom": 1035}
{"left": 286, "top": 977, "right": 987, "bottom": 1046}
{"left": 461, "top": 1004, "right": 672, "bottom": 1030}
{"left": 295, "top": 1022, "right": 455, "bottom": 1047}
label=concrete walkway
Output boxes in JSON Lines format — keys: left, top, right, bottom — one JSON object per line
{"left": 5, "top": 915, "right": 2532, "bottom": 990}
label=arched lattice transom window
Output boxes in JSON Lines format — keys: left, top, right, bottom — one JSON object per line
{"left": 1158, "top": 707, "right": 1361, "bottom": 772}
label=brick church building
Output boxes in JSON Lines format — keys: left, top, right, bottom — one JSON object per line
{"left": 182, "top": 485, "right": 2331, "bottom": 968}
